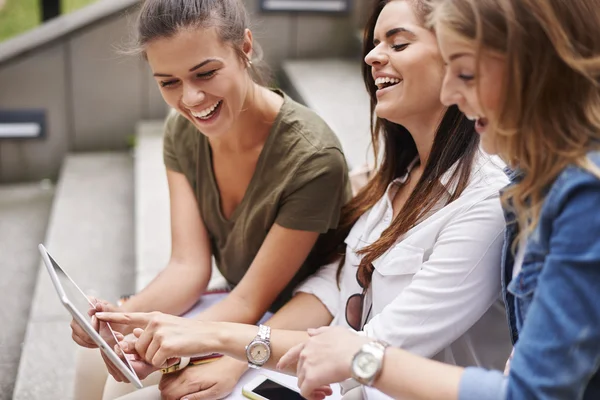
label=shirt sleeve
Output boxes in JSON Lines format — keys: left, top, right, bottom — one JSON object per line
{"left": 293, "top": 261, "right": 341, "bottom": 317}
{"left": 276, "top": 148, "right": 350, "bottom": 233}
{"left": 459, "top": 368, "right": 507, "bottom": 400}
{"left": 163, "top": 109, "right": 183, "bottom": 173}
{"left": 503, "top": 172, "right": 600, "bottom": 399}
{"left": 362, "top": 193, "right": 507, "bottom": 357}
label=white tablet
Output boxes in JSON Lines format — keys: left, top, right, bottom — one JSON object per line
{"left": 38, "top": 244, "right": 143, "bottom": 389}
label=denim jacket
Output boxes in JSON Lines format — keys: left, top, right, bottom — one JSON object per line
{"left": 459, "top": 151, "right": 600, "bottom": 400}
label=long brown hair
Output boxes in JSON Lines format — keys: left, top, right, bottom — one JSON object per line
{"left": 430, "top": 0, "right": 600, "bottom": 243}
{"left": 317, "top": 0, "right": 480, "bottom": 286}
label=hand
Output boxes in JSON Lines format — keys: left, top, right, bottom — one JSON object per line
{"left": 96, "top": 311, "right": 216, "bottom": 367}
{"left": 104, "top": 332, "right": 160, "bottom": 382}
{"left": 70, "top": 297, "right": 122, "bottom": 348}
{"left": 158, "top": 356, "right": 248, "bottom": 400}
{"left": 279, "top": 326, "right": 370, "bottom": 400}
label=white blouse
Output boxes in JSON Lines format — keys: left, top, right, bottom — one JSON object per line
{"left": 295, "top": 151, "right": 512, "bottom": 371}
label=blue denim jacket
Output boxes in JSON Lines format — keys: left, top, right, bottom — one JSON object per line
{"left": 459, "top": 151, "right": 600, "bottom": 400}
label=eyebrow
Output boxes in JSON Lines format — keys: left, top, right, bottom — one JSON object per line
{"left": 449, "top": 53, "right": 474, "bottom": 62}
{"left": 153, "top": 58, "right": 220, "bottom": 77}
{"left": 373, "top": 27, "right": 417, "bottom": 45}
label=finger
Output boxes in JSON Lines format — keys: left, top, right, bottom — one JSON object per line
{"left": 95, "top": 312, "right": 151, "bottom": 328}
{"left": 146, "top": 336, "right": 165, "bottom": 367}
{"left": 277, "top": 342, "right": 305, "bottom": 370}
{"left": 133, "top": 327, "right": 154, "bottom": 362}
{"left": 114, "top": 332, "right": 125, "bottom": 341}
{"left": 307, "top": 326, "right": 330, "bottom": 337}
{"left": 133, "top": 327, "right": 144, "bottom": 338}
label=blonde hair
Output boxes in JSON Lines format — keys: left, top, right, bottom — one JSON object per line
{"left": 429, "top": 0, "right": 600, "bottom": 242}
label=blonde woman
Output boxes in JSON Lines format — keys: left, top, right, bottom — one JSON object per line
{"left": 279, "top": 0, "right": 600, "bottom": 399}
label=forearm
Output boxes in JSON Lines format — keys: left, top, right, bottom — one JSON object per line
{"left": 211, "top": 323, "right": 309, "bottom": 374}
{"left": 266, "top": 293, "right": 333, "bottom": 330}
{"left": 373, "top": 347, "right": 463, "bottom": 400}
{"left": 123, "top": 261, "right": 209, "bottom": 315}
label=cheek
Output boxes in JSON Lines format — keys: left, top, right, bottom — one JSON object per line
{"left": 159, "top": 88, "right": 180, "bottom": 109}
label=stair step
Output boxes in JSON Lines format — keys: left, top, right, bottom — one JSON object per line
{"left": 0, "top": 183, "right": 54, "bottom": 400}
{"left": 13, "top": 152, "right": 135, "bottom": 400}
{"left": 281, "top": 58, "right": 373, "bottom": 169}
{"left": 135, "top": 121, "right": 227, "bottom": 292}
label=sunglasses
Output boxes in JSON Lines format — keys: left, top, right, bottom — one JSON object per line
{"left": 345, "top": 264, "right": 373, "bottom": 331}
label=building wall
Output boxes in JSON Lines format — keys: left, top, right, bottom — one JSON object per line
{"left": 0, "top": 0, "right": 356, "bottom": 183}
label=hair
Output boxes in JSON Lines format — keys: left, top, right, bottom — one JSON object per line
{"left": 129, "top": 0, "right": 270, "bottom": 84}
{"left": 313, "top": 0, "right": 480, "bottom": 287}
{"left": 429, "top": 0, "right": 600, "bottom": 244}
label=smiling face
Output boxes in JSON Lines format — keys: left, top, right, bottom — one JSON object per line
{"left": 364, "top": 1, "right": 446, "bottom": 126}
{"left": 437, "top": 26, "right": 506, "bottom": 154}
{"left": 146, "top": 27, "right": 253, "bottom": 138}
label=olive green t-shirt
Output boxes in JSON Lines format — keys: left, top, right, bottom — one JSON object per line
{"left": 163, "top": 90, "right": 352, "bottom": 311}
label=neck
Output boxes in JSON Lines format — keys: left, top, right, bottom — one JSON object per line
{"left": 397, "top": 107, "right": 446, "bottom": 166}
{"left": 210, "top": 84, "right": 281, "bottom": 153}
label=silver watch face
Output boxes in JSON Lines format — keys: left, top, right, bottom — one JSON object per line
{"left": 353, "top": 352, "right": 379, "bottom": 379}
{"left": 247, "top": 341, "right": 270, "bottom": 365}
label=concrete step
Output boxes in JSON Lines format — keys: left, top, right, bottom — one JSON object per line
{"left": 281, "top": 58, "right": 373, "bottom": 169}
{"left": 0, "top": 183, "right": 54, "bottom": 400}
{"left": 13, "top": 152, "right": 135, "bottom": 400}
{"left": 135, "top": 121, "right": 227, "bottom": 292}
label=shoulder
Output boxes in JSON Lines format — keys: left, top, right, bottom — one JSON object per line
{"left": 545, "top": 150, "right": 600, "bottom": 214}
{"left": 276, "top": 91, "right": 345, "bottom": 154}
{"left": 456, "top": 151, "right": 509, "bottom": 202}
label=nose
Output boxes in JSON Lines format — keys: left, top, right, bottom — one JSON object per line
{"left": 364, "top": 44, "right": 388, "bottom": 67}
{"left": 181, "top": 83, "right": 206, "bottom": 108}
{"left": 440, "top": 71, "right": 462, "bottom": 108}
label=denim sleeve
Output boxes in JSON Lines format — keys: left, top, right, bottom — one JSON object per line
{"left": 459, "top": 367, "right": 507, "bottom": 400}
{"left": 506, "top": 172, "right": 600, "bottom": 398}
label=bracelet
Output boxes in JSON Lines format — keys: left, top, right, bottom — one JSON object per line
{"left": 161, "top": 354, "right": 223, "bottom": 374}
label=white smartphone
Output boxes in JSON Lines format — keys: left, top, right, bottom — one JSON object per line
{"left": 38, "top": 244, "right": 143, "bottom": 388}
{"left": 242, "top": 374, "right": 304, "bottom": 400}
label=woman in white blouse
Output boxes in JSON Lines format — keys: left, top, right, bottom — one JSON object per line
{"left": 97, "top": 0, "right": 512, "bottom": 397}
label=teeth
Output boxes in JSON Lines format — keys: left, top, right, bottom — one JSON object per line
{"left": 466, "top": 115, "right": 479, "bottom": 121}
{"left": 375, "top": 77, "right": 402, "bottom": 88}
{"left": 191, "top": 101, "right": 221, "bottom": 119}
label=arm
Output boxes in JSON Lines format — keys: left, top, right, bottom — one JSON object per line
{"left": 363, "top": 194, "right": 506, "bottom": 356}
{"left": 194, "top": 225, "right": 320, "bottom": 323}
{"left": 502, "top": 174, "right": 600, "bottom": 399}
{"left": 283, "top": 326, "right": 465, "bottom": 400}
{"left": 122, "top": 169, "right": 212, "bottom": 315}
{"left": 197, "top": 149, "right": 348, "bottom": 324}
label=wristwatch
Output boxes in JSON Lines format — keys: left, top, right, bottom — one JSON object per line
{"left": 351, "top": 340, "right": 389, "bottom": 386}
{"left": 245, "top": 325, "right": 271, "bottom": 369}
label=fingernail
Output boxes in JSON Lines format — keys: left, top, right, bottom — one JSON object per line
{"left": 120, "top": 342, "right": 129, "bottom": 351}
{"left": 96, "top": 312, "right": 106, "bottom": 317}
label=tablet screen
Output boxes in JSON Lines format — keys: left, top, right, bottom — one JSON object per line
{"left": 47, "top": 253, "right": 139, "bottom": 377}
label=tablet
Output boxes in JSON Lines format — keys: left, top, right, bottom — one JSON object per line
{"left": 38, "top": 244, "right": 143, "bottom": 389}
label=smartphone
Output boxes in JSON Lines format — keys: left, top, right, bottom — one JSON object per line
{"left": 242, "top": 375, "right": 304, "bottom": 400}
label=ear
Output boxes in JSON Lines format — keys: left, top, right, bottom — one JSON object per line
{"left": 242, "top": 28, "right": 254, "bottom": 63}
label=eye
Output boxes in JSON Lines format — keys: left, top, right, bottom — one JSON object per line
{"left": 391, "top": 43, "right": 409, "bottom": 51}
{"left": 458, "top": 74, "right": 475, "bottom": 82}
{"left": 197, "top": 70, "right": 217, "bottom": 79}
{"left": 160, "top": 80, "right": 179, "bottom": 88}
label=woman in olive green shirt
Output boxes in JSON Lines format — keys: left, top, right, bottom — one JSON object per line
{"left": 70, "top": 0, "right": 350, "bottom": 399}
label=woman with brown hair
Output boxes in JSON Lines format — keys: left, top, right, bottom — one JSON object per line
{"left": 70, "top": 0, "right": 352, "bottom": 399}
{"left": 277, "top": 0, "right": 600, "bottom": 399}
{"left": 97, "top": 0, "right": 513, "bottom": 398}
